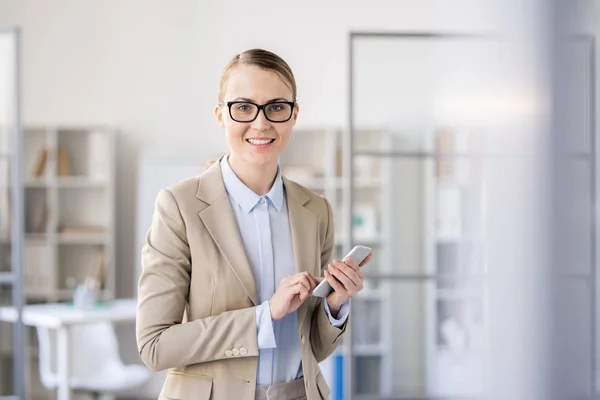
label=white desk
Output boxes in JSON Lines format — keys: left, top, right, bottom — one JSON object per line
{"left": 0, "top": 298, "right": 137, "bottom": 400}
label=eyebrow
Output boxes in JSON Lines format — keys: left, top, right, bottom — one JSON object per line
{"left": 231, "top": 97, "right": 291, "bottom": 103}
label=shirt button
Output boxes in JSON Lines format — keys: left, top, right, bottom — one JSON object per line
{"left": 225, "top": 350, "right": 233, "bottom": 357}
{"left": 240, "top": 347, "right": 248, "bottom": 355}
{"left": 259, "top": 197, "right": 265, "bottom": 204}
{"left": 232, "top": 348, "right": 240, "bottom": 356}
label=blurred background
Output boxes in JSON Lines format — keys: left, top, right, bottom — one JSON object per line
{"left": 0, "top": 0, "right": 599, "bottom": 399}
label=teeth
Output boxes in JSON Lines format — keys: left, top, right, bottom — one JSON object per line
{"left": 247, "top": 138, "right": 274, "bottom": 145}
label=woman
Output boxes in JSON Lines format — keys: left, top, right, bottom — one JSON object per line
{"left": 136, "top": 48, "right": 371, "bottom": 400}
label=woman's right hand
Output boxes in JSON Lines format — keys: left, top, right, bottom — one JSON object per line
{"left": 269, "top": 272, "right": 318, "bottom": 321}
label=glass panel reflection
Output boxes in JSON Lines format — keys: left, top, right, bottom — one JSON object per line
{"left": 352, "top": 130, "right": 486, "bottom": 277}
{"left": 350, "top": 280, "right": 486, "bottom": 399}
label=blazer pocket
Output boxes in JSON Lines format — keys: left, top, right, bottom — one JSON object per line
{"left": 316, "top": 372, "right": 331, "bottom": 400}
{"left": 162, "top": 371, "right": 213, "bottom": 400}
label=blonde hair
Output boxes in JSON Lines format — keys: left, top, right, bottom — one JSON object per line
{"left": 218, "top": 48, "right": 297, "bottom": 103}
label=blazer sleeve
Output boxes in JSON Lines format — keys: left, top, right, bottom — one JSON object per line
{"left": 136, "top": 188, "right": 259, "bottom": 372}
{"left": 310, "top": 197, "right": 347, "bottom": 363}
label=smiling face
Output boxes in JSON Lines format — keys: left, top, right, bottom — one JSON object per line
{"left": 215, "top": 64, "right": 299, "bottom": 170}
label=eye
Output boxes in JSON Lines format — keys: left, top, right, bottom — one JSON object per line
{"left": 267, "top": 103, "right": 286, "bottom": 113}
{"left": 235, "top": 103, "right": 254, "bottom": 113}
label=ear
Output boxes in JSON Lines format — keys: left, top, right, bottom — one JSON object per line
{"left": 292, "top": 103, "right": 300, "bottom": 126}
{"left": 214, "top": 104, "right": 226, "bottom": 129}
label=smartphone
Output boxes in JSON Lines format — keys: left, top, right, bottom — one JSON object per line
{"left": 311, "top": 245, "right": 372, "bottom": 298}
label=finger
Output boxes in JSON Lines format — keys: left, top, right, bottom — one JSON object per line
{"left": 298, "top": 284, "right": 309, "bottom": 299}
{"left": 337, "top": 258, "right": 365, "bottom": 282}
{"left": 331, "top": 261, "right": 361, "bottom": 285}
{"left": 282, "top": 275, "right": 296, "bottom": 287}
{"left": 328, "top": 264, "right": 356, "bottom": 290}
{"left": 325, "top": 269, "right": 345, "bottom": 293}
{"left": 287, "top": 284, "right": 302, "bottom": 299}
{"left": 342, "top": 256, "right": 360, "bottom": 271}
{"left": 289, "top": 283, "right": 309, "bottom": 301}
{"left": 358, "top": 253, "right": 373, "bottom": 267}
{"left": 304, "top": 272, "right": 319, "bottom": 289}
{"left": 357, "top": 268, "right": 365, "bottom": 280}
{"left": 299, "top": 286, "right": 310, "bottom": 301}
{"left": 296, "top": 274, "right": 312, "bottom": 292}
{"left": 300, "top": 271, "right": 317, "bottom": 288}
{"left": 288, "top": 274, "right": 307, "bottom": 290}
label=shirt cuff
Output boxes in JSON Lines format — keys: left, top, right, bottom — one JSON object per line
{"left": 323, "top": 299, "right": 350, "bottom": 327}
{"left": 256, "top": 300, "right": 277, "bottom": 349}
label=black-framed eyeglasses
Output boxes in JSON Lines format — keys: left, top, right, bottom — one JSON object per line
{"left": 220, "top": 101, "right": 296, "bottom": 123}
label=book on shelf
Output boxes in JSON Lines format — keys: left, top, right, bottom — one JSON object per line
{"left": 58, "top": 146, "right": 72, "bottom": 176}
{"left": 32, "top": 146, "right": 74, "bottom": 178}
{"left": 33, "top": 148, "right": 48, "bottom": 178}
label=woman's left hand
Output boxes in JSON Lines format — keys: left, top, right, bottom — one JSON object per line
{"left": 324, "top": 253, "right": 372, "bottom": 315}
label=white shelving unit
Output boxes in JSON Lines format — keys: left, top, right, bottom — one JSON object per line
{"left": 18, "top": 126, "right": 116, "bottom": 302}
{"left": 343, "top": 127, "right": 488, "bottom": 399}
{"left": 0, "top": 125, "right": 116, "bottom": 399}
{"left": 424, "top": 128, "right": 488, "bottom": 399}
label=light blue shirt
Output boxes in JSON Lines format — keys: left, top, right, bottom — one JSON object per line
{"left": 220, "top": 156, "right": 349, "bottom": 385}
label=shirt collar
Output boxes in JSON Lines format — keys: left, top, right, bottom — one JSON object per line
{"left": 220, "top": 155, "right": 284, "bottom": 213}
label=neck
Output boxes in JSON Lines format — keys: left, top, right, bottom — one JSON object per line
{"left": 227, "top": 153, "right": 279, "bottom": 196}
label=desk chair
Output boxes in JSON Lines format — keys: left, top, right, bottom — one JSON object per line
{"left": 35, "top": 321, "right": 150, "bottom": 399}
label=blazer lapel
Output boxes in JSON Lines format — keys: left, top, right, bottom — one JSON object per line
{"left": 197, "top": 159, "right": 259, "bottom": 306}
{"left": 284, "top": 177, "right": 319, "bottom": 329}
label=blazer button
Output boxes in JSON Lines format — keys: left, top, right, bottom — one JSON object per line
{"left": 225, "top": 350, "right": 233, "bottom": 357}
{"left": 232, "top": 348, "right": 240, "bottom": 356}
{"left": 240, "top": 347, "right": 248, "bottom": 355}
{"left": 301, "top": 335, "right": 305, "bottom": 345}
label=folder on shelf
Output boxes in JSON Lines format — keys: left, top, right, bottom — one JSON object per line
{"left": 58, "top": 146, "right": 73, "bottom": 176}
{"left": 33, "top": 148, "right": 48, "bottom": 178}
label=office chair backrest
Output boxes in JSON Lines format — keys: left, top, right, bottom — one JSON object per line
{"left": 36, "top": 322, "right": 124, "bottom": 389}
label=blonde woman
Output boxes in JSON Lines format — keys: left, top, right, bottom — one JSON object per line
{"left": 136, "top": 49, "right": 371, "bottom": 400}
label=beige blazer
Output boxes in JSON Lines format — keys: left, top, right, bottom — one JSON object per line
{"left": 136, "top": 157, "right": 347, "bottom": 400}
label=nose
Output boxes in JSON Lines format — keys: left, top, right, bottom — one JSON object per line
{"left": 251, "top": 109, "right": 271, "bottom": 131}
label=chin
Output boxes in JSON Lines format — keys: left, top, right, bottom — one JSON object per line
{"left": 247, "top": 153, "right": 278, "bottom": 168}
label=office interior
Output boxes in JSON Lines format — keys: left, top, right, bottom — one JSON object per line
{"left": 0, "top": 0, "right": 598, "bottom": 399}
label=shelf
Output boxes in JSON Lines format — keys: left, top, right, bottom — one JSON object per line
{"left": 353, "top": 344, "right": 383, "bottom": 356}
{"left": 56, "top": 177, "right": 108, "bottom": 188}
{"left": 436, "top": 289, "right": 484, "bottom": 300}
{"left": 436, "top": 179, "right": 482, "bottom": 188}
{"left": 24, "top": 179, "right": 48, "bottom": 188}
{"left": 355, "top": 291, "right": 382, "bottom": 301}
{"left": 19, "top": 177, "right": 108, "bottom": 188}
{"left": 24, "top": 291, "right": 71, "bottom": 302}
{"left": 336, "top": 233, "right": 383, "bottom": 245}
{"left": 23, "top": 234, "right": 50, "bottom": 243}
{"left": 57, "top": 233, "right": 109, "bottom": 245}
{"left": 0, "top": 233, "right": 109, "bottom": 245}
{"left": 436, "top": 234, "right": 483, "bottom": 243}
